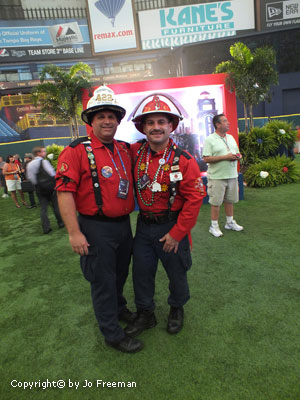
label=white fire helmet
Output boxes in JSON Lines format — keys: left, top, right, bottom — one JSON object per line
{"left": 131, "top": 93, "right": 184, "bottom": 133}
{"left": 81, "top": 85, "right": 126, "bottom": 126}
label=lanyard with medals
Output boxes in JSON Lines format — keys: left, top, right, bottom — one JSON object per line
{"left": 136, "top": 142, "right": 173, "bottom": 207}
{"left": 104, "top": 143, "right": 129, "bottom": 199}
{"left": 139, "top": 145, "right": 171, "bottom": 192}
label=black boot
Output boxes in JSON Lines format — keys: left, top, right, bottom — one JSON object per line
{"left": 105, "top": 335, "right": 144, "bottom": 353}
{"left": 124, "top": 310, "right": 157, "bottom": 337}
{"left": 167, "top": 307, "right": 184, "bottom": 334}
{"left": 118, "top": 307, "right": 137, "bottom": 324}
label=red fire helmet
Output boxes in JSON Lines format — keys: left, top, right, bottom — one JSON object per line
{"left": 131, "top": 93, "right": 184, "bottom": 133}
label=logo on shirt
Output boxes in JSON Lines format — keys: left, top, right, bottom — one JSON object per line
{"left": 59, "top": 162, "right": 69, "bottom": 173}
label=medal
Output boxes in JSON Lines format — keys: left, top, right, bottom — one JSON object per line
{"left": 151, "top": 182, "right": 161, "bottom": 192}
{"left": 163, "top": 164, "right": 170, "bottom": 171}
{"left": 161, "top": 184, "right": 169, "bottom": 192}
{"left": 159, "top": 158, "right": 166, "bottom": 165}
{"left": 86, "top": 146, "right": 93, "bottom": 152}
{"left": 139, "top": 174, "right": 151, "bottom": 189}
{"left": 140, "top": 162, "right": 146, "bottom": 171}
{"left": 88, "top": 153, "right": 94, "bottom": 160}
{"left": 101, "top": 166, "right": 113, "bottom": 178}
{"left": 171, "top": 165, "right": 180, "bottom": 171}
{"left": 170, "top": 172, "right": 183, "bottom": 182}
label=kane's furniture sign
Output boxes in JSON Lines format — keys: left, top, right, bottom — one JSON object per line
{"left": 138, "top": 0, "right": 255, "bottom": 50}
{"left": 86, "top": 0, "right": 139, "bottom": 54}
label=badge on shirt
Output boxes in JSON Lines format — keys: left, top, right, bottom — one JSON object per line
{"left": 139, "top": 174, "right": 150, "bottom": 190}
{"left": 170, "top": 172, "right": 183, "bottom": 182}
{"left": 59, "top": 162, "right": 69, "bottom": 173}
{"left": 101, "top": 166, "right": 113, "bottom": 178}
{"left": 117, "top": 178, "right": 129, "bottom": 199}
{"left": 194, "top": 177, "right": 205, "bottom": 195}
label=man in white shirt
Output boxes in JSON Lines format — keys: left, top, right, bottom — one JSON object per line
{"left": 202, "top": 114, "right": 243, "bottom": 237}
{"left": 27, "top": 146, "right": 64, "bottom": 234}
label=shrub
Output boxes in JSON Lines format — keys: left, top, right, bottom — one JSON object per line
{"left": 46, "top": 144, "right": 64, "bottom": 170}
{"left": 265, "top": 120, "right": 297, "bottom": 148}
{"left": 247, "top": 126, "right": 277, "bottom": 159}
{"left": 244, "top": 155, "right": 300, "bottom": 187}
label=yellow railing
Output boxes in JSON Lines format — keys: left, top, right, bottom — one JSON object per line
{"left": 16, "top": 113, "right": 70, "bottom": 130}
{"left": 0, "top": 94, "right": 34, "bottom": 109}
{"left": 16, "top": 113, "right": 85, "bottom": 131}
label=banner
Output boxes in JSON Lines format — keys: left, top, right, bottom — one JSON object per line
{"left": 81, "top": 74, "right": 238, "bottom": 147}
{"left": 260, "top": 0, "right": 300, "bottom": 30}
{"left": 0, "top": 20, "right": 91, "bottom": 61}
{"left": 138, "top": 0, "right": 255, "bottom": 50}
{"left": 87, "top": 0, "right": 139, "bottom": 54}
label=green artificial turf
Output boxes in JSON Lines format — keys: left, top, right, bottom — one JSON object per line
{"left": 1, "top": 161, "right": 300, "bottom": 400}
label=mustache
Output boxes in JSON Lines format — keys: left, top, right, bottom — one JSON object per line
{"left": 150, "top": 129, "right": 164, "bottom": 135}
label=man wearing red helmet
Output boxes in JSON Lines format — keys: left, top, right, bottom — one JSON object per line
{"left": 125, "top": 93, "right": 206, "bottom": 338}
{"left": 55, "top": 86, "right": 143, "bottom": 354}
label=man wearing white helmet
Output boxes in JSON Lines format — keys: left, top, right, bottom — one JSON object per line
{"left": 125, "top": 93, "right": 206, "bottom": 338}
{"left": 55, "top": 86, "right": 143, "bottom": 353}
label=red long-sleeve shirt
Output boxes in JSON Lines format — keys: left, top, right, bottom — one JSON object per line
{"left": 56, "top": 132, "right": 134, "bottom": 217}
{"left": 131, "top": 140, "right": 206, "bottom": 242}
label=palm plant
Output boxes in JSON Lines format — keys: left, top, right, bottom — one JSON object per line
{"left": 31, "top": 63, "right": 92, "bottom": 140}
{"left": 215, "top": 42, "right": 278, "bottom": 132}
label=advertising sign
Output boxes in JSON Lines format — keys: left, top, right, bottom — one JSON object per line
{"left": 260, "top": 0, "right": 300, "bottom": 30}
{"left": 81, "top": 74, "right": 238, "bottom": 151}
{"left": 86, "top": 0, "right": 139, "bottom": 54}
{"left": 138, "top": 0, "right": 255, "bottom": 50}
{"left": 0, "top": 20, "right": 91, "bottom": 61}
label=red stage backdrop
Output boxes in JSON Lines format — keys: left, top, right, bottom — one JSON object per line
{"left": 81, "top": 74, "right": 238, "bottom": 153}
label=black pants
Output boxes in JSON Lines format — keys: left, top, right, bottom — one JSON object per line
{"left": 38, "top": 190, "right": 63, "bottom": 233}
{"left": 27, "top": 191, "right": 37, "bottom": 206}
{"left": 133, "top": 217, "right": 192, "bottom": 312}
{"left": 0, "top": 174, "right": 8, "bottom": 194}
{"left": 78, "top": 215, "right": 133, "bottom": 342}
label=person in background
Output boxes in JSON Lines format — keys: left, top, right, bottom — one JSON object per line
{"left": 202, "top": 114, "right": 243, "bottom": 237}
{"left": 23, "top": 153, "right": 37, "bottom": 209}
{"left": 0, "top": 156, "right": 9, "bottom": 198}
{"left": 13, "top": 154, "right": 22, "bottom": 168}
{"left": 27, "top": 147, "right": 63, "bottom": 233}
{"left": 2, "top": 155, "right": 27, "bottom": 208}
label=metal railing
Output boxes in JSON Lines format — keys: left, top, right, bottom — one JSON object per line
{"left": 0, "top": 94, "right": 33, "bottom": 110}
{"left": 23, "top": 7, "right": 86, "bottom": 20}
{"left": 0, "top": 1, "right": 211, "bottom": 19}
{"left": 16, "top": 113, "right": 84, "bottom": 131}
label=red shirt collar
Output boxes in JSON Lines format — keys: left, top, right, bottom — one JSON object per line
{"left": 89, "top": 131, "right": 116, "bottom": 149}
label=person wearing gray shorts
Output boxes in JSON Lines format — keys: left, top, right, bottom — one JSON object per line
{"left": 202, "top": 114, "right": 243, "bottom": 237}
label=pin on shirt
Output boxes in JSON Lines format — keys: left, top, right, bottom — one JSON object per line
{"left": 170, "top": 172, "right": 183, "bottom": 182}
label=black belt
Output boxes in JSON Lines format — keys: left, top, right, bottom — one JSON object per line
{"left": 79, "top": 213, "right": 129, "bottom": 222}
{"left": 139, "top": 210, "right": 180, "bottom": 225}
